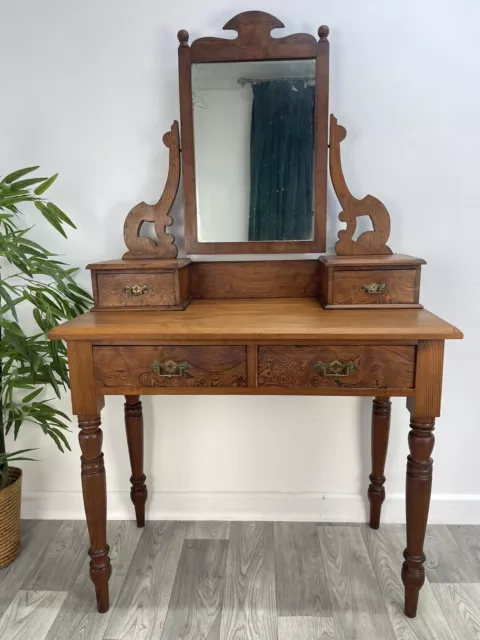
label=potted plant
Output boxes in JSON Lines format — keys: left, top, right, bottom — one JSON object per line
{"left": 0, "top": 166, "right": 92, "bottom": 567}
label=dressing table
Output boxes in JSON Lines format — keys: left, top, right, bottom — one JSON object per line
{"left": 49, "top": 11, "right": 463, "bottom": 619}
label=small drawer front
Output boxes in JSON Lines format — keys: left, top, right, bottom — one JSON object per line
{"left": 332, "top": 269, "right": 417, "bottom": 305}
{"left": 258, "top": 345, "right": 415, "bottom": 389}
{"left": 96, "top": 273, "right": 176, "bottom": 308}
{"left": 94, "top": 346, "right": 247, "bottom": 388}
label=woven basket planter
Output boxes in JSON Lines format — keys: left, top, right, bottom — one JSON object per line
{"left": 0, "top": 467, "right": 22, "bottom": 568}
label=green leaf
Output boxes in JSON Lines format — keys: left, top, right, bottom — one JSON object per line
{"left": 34, "top": 173, "right": 58, "bottom": 195}
{"left": 2, "top": 166, "right": 39, "bottom": 184}
{"left": 10, "top": 177, "right": 47, "bottom": 190}
{"left": 0, "top": 284, "right": 19, "bottom": 320}
{"left": 34, "top": 201, "right": 67, "bottom": 238}
{"left": 22, "top": 387, "right": 43, "bottom": 403}
{"left": 46, "top": 202, "right": 76, "bottom": 229}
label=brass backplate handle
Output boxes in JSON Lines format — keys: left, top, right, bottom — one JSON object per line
{"left": 152, "top": 359, "right": 191, "bottom": 378}
{"left": 361, "top": 283, "right": 387, "bottom": 294}
{"left": 315, "top": 360, "right": 358, "bottom": 377}
{"left": 124, "top": 284, "right": 149, "bottom": 296}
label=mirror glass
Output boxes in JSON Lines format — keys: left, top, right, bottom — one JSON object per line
{"left": 192, "top": 59, "right": 316, "bottom": 243}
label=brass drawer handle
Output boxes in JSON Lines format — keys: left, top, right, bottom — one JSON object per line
{"left": 152, "top": 359, "right": 191, "bottom": 377}
{"left": 124, "top": 284, "right": 149, "bottom": 296}
{"left": 361, "top": 283, "right": 387, "bottom": 294}
{"left": 315, "top": 360, "right": 358, "bottom": 377}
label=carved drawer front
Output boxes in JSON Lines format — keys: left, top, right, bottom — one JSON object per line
{"left": 258, "top": 345, "right": 415, "bottom": 389}
{"left": 333, "top": 269, "right": 417, "bottom": 305}
{"left": 93, "top": 345, "right": 247, "bottom": 388}
{"left": 96, "top": 273, "right": 176, "bottom": 308}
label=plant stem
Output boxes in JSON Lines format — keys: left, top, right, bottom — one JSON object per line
{"left": 0, "top": 325, "right": 8, "bottom": 490}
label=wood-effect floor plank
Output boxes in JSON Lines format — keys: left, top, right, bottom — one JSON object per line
{"left": 22, "top": 520, "right": 89, "bottom": 591}
{"left": 0, "top": 520, "right": 62, "bottom": 619}
{"left": 104, "top": 521, "right": 186, "bottom": 640}
{"left": 185, "top": 521, "right": 230, "bottom": 540}
{"left": 424, "top": 525, "right": 478, "bottom": 583}
{"left": 274, "top": 522, "right": 331, "bottom": 616}
{"left": 432, "top": 583, "right": 480, "bottom": 640}
{"left": 318, "top": 525, "right": 395, "bottom": 640}
{"left": 277, "top": 616, "right": 336, "bottom": 640}
{"left": 161, "top": 539, "right": 228, "bottom": 640}
{"left": 220, "top": 522, "right": 277, "bottom": 640}
{"left": 45, "top": 521, "right": 143, "bottom": 640}
{"left": 362, "top": 524, "right": 455, "bottom": 640}
{"left": 447, "top": 525, "right": 480, "bottom": 580}
{"left": 0, "top": 590, "right": 67, "bottom": 640}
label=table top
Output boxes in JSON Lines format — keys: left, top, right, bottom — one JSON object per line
{"left": 49, "top": 299, "right": 463, "bottom": 342}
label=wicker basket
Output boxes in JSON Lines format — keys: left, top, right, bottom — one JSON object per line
{"left": 0, "top": 467, "right": 22, "bottom": 568}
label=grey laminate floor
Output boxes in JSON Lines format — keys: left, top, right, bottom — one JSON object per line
{"left": 1, "top": 521, "right": 480, "bottom": 639}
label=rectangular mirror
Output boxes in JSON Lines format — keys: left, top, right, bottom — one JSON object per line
{"left": 193, "top": 60, "right": 316, "bottom": 244}
{"left": 178, "top": 11, "right": 329, "bottom": 254}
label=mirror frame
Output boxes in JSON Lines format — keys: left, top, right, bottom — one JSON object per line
{"left": 177, "top": 10, "right": 330, "bottom": 255}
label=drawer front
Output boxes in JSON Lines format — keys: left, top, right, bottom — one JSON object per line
{"left": 332, "top": 269, "right": 417, "bottom": 305}
{"left": 258, "top": 345, "right": 415, "bottom": 389}
{"left": 96, "top": 273, "right": 176, "bottom": 308}
{"left": 94, "top": 346, "right": 247, "bottom": 388}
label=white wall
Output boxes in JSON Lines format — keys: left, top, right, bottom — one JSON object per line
{"left": 1, "top": 0, "right": 479, "bottom": 523}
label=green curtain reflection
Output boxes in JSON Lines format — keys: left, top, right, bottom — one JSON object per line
{"left": 248, "top": 80, "right": 315, "bottom": 242}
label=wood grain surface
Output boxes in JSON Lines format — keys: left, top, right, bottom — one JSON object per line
{"left": 22, "top": 520, "right": 89, "bottom": 591}
{"left": 220, "top": 522, "right": 277, "bottom": 640}
{"left": 362, "top": 524, "right": 455, "bottom": 640}
{"left": 431, "top": 583, "right": 480, "bottom": 640}
{"left": 161, "top": 540, "right": 228, "bottom": 640}
{"left": 447, "top": 525, "right": 480, "bottom": 579}
{"left": 258, "top": 345, "right": 415, "bottom": 389}
{"left": 0, "top": 590, "right": 67, "bottom": 640}
{"left": 105, "top": 521, "right": 186, "bottom": 640}
{"left": 49, "top": 299, "right": 463, "bottom": 342}
{"left": 0, "top": 520, "right": 62, "bottom": 619}
{"left": 190, "top": 261, "right": 318, "bottom": 299}
{"left": 332, "top": 269, "right": 417, "bottom": 305}
{"left": 97, "top": 273, "right": 176, "bottom": 308}
{"left": 274, "top": 522, "right": 331, "bottom": 616}
{"left": 93, "top": 345, "right": 247, "bottom": 388}
{"left": 424, "top": 525, "right": 478, "bottom": 584}
{"left": 277, "top": 617, "right": 335, "bottom": 640}
{"left": 319, "top": 526, "right": 396, "bottom": 640}
{"left": 185, "top": 522, "right": 230, "bottom": 540}
{"left": 45, "top": 521, "right": 143, "bottom": 640}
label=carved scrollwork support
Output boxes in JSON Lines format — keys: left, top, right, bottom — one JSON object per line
{"left": 329, "top": 114, "right": 393, "bottom": 256}
{"left": 123, "top": 120, "right": 181, "bottom": 259}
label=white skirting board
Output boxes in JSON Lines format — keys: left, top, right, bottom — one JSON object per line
{"left": 20, "top": 491, "right": 480, "bottom": 524}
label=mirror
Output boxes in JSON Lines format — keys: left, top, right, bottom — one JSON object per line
{"left": 192, "top": 60, "right": 316, "bottom": 243}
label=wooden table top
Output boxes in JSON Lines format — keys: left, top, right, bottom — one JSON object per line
{"left": 49, "top": 299, "right": 463, "bottom": 342}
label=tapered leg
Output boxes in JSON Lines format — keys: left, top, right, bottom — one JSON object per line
{"left": 368, "top": 396, "right": 391, "bottom": 529}
{"left": 401, "top": 417, "right": 435, "bottom": 618}
{"left": 78, "top": 415, "right": 112, "bottom": 613}
{"left": 124, "top": 395, "right": 148, "bottom": 527}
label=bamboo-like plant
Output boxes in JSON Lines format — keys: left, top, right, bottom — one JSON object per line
{"left": 0, "top": 166, "right": 92, "bottom": 490}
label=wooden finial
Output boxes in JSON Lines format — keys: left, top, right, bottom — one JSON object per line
{"left": 177, "top": 29, "right": 189, "bottom": 46}
{"left": 318, "top": 25, "right": 330, "bottom": 41}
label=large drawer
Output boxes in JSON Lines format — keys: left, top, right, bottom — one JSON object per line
{"left": 94, "top": 345, "right": 247, "bottom": 388}
{"left": 258, "top": 345, "right": 415, "bottom": 389}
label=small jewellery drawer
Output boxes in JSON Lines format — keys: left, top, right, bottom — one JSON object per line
{"left": 96, "top": 273, "right": 176, "bottom": 308}
{"left": 93, "top": 345, "right": 247, "bottom": 388}
{"left": 332, "top": 269, "right": 417, "bottom": 305}
{"left": 258, "top": 345, "right": 415, "bottom": 389}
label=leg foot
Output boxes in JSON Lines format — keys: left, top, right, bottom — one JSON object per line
{"left": 401, "top": 417, "right": 435, "bottom": 618}
{"left": 79, "top": 416, "right": 112, "bottom": 613}
{"left": 368, "top": 397, "right": 391, "bottom": 529}
{"left": 124, "top": 395, "right": 148, "bottom": 527}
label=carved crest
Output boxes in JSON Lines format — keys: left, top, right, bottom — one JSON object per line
{"left": 329, "top": 114, "right": 392, "bottom": 256}
{"left": 123, "top": 121, "right": 180, "bottom": 259}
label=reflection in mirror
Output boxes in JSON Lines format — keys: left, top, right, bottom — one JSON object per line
{"left": 192, "top": 60, "right": 316, "bottom": 243}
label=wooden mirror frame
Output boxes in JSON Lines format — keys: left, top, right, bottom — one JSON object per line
{"left": 177, "top": 10, "right": 330, "bottom": 255}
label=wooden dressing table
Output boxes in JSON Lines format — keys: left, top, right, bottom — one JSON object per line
{"left": 49, "top": 11, "right": 463, "bottom": 620}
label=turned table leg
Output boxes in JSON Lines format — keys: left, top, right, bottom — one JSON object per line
{"left": 124, "top": 395, "right": 148, "bottom": 527}
{"left": 79, "top": 415, "right": 112, "bottom": 613}
{"left": 368, "top": 396, "right": 391, "bottom": 529}
{"left": 401, "top": 417, "right": 435, "bottom": 617}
